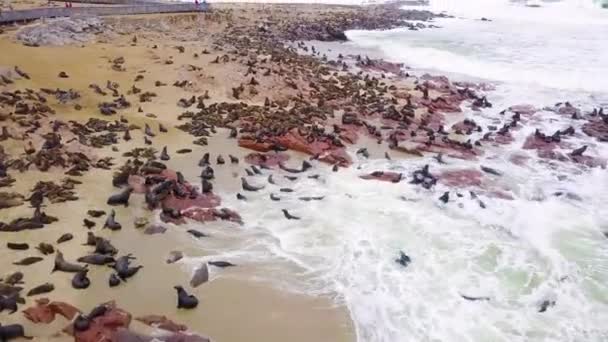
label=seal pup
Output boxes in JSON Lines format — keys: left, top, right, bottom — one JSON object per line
{"left": 57, "top": 233, "right": 73, "bottom": 244}
{"left": 198, "top": 153, "right": 210, "bottom": 167}
{"left": 236, "top": 193, "right": 247, "bottom": 201}
{"left": 71, "top": 268, "right": 91, "bottom": 289}
{"left": 53, "top": 251, "right": 86, "bottom": 273}
{"left": 439, "top": 192, "right": 449, "bottom": 203}
{"left": 570, "top": 145, "right": 587, "bottom": 157}
{"left": 538, "top": 299, "right": 555, "bottom": 313}
{"left": 216, "top": 155, "right": 225, "bottom": 165}
{"left": 88, "top": 210, "right": 105, "bottom": 218}
{"left": 395, "top": 251, "right": 411, "bottom": 267}
{"left": 190, "top": 263, "right": 209, "bottom": 288}
{"left": 160, "top": 146, "right": 170, "bottom": 161}
{"left": 103, "top": 209, "right": 122, "bottom": 230}
{"left": 83, "top": 218, "right": 96, "bottom": 229}
{"left": 144, "top": 136, "right": 152, "bottom": 145}
{"left": 123, "top": 129, "right": 131, "bottom": 141}
{"left": 270, "top": 193, "right": 281, "bottom": 201}
{"left": 107, "top": 187, "right": 133, "bottom": 207}
{"left": 281, "top": 209, "right": 300, "bottom": 220}
{"left": 200, "top": 166, "right": 214, "bottom": 180}
{"left": 36, "top": 243, "right": 54, "bottom": 255}
{"left": 229, "top": 155, "right": 239, "bottom": 164}
{"left": 241, "top": 177, "right": 264, "bottom": 191}
{"left": 108, "top": 273, "right": 121, "bottom": 287}
{"left": 13, "top": 257, "right": 43, "bottom": 266}
{"left": 26, "top": 283, "right": 54, "bottom": 296}
{"left": 159, "top": 123, "right": 168, "bottom": 133}
{"left": 174, "top": 286, "right": 199, "bottom": 309}
{"left": 144, "top": 123, "right": 155, "bottom": 137}
{"left": 208, "top": 261, "right": 236, "bottom": 268}
{"left": 6, "top": 243, "right": 29, "bottom": 250}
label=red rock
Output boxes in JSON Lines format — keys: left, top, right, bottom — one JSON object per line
{"left": 127, "top": 175, "right": 146, "bottom": 194}
{"left": 162, "top": 193, "right": 221, "bottom": 211}
{"left": 23, "top": 298, "right": 81, "bottom": 324}
{"left": 439, "top": 169, "right": 484, "bottom": 187}
{"left": 238, "top": 139, "right": 273, "bottom": 152}
{"left": 135, "top": 315, "right": 187, "bottom": 333}
{"left": 244, "top": 152, "right": 289, "bottom": 167}
{"left": 360, "top": 171, "right": 402, "bottom": 183}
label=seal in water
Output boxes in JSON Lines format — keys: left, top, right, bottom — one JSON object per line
{"left": 160, "top": 146, "right": 170, "bottom": 161}
{"left": 77, "top": 254, "right": 115, "bottom": 265}
{"left": 395, "top": 251, "right": 411, "bottom": 267}
{"left": 71, "top": 268, "right": 91, "bottom": 289}
{"left": 460, "top": 294, "right": 490, "bottom": 301}
{"left": 190, "top": 263, "right": 209, "bottom": 288}
{"left": 208, "top": 261, "right": 236, "bottom": 268}
{"left": 267, "top": 175, "right": 276, "bottom": 185}
{"left": 439, "top": 192, "right": 449, "bottom": 204}
{"left": 6, "top": 242, "right": 29, "bottom": 250}
{"left": 56, "top": 233, "right": 73, "bottom": 244}
{"left": 26, "top": 282, "right": 54, "bottom": 296}
{"left": 241, "top": 177, "right": 264, "bottom": 191}
{"left": 281, "top": 209, "right": 300, "bottom": 220}
{"left": 36, "top": 243, "right": 54, "bottom": 255}
{"left": 187, "top": 229, "right": 207, "bottom": 238}
{"left": 108, "top": 273, "right": 121, "bottom": 287}
{"left": 52, "top": 251, "right": 86, "bottom": 273}
{"left": 166, "top": 251, "right": 183, "bottom": 264}
{"left": 236, "top": 193, "right": 247, "bottom": 201}
{"left": 0, "top": 324, "right": 32, "bottom": 341}
{"left": 270, "top": 193, "right": 281, "bottom": 201}
{"left": 174, "top": 285, "right": 198, "bottom": 309}
{"left": 103, "top": 209, "right": 122, "bottom": 230}
{"left": 245, "top": 168, "right": 254, "bottom": 177}
{"left": 107, "top": 188, "right": 133, "bottom": 207}
{"left": 13, "top": 257, "right": 43, "bottom": 266}
{"left": 251, "top": 165, "right": 262, "bottom": 175}
{"left": 538, "top": 299, "right": 556, "bottom": 313}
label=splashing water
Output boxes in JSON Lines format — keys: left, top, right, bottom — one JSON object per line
{"left": 186, "top": 1, "right": 608, "bottom": 341}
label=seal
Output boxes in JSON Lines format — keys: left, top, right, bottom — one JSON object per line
{"left": 270, "top": 193, "right": 281, "bottom": 201}
{"left": 103, "top": 209, "right": 122, "bottom": 230}
{"left": 83, "top": 218, "right": 96, "bottom": 229}
{"left": 174, "top": 285, "right": 198, "bottom": 309}
{"left": 0, "top": 324, "right": 32, "bottom": 341}
{"left": 0, "top": 293, "right": 22, "bottom": 314}
{"left": 268, "top": 175, "right": 276, "bottom": 185}
{"left": 26, "top": 282, "right": 54, "bottom": 297}
{"left": 36, "top": 243, "right": 54, "bottom": 255}
{"left": 439, "top": 192, "right": 449, "bottom": 203}
{"left": 113, "top": 254, "right": 143, "bottom": 281}
{"left": 460, "top": 294, "right": 490, "bottom": 301}
{"left": 160, "top": 146, "right": 170, "bottom": 161}
{"left": 251, "top": 165, "right": 262, "bottom": 175}
{"left": 208, "top": 261, "right": 236, "bottom": 268}
{"left": 87, "top": 210, "right": 106, "bottom": 218}
{"left": 159, "top": 123, "right": 168, "bottom": 133}
{"left": 166, "top": 251, "right": 183, "bottom": 264}
{"left": 395, "top": 251, "right": 411, "bottom": 267}
{"left": 281, "top": 209, "right": 300, "bottom": 220}
{"left": 229, "top": 155, "right": 239, "bottom": 164}
{"left": 570, "top": 145, "right": 587, "bottom": 157}
{"left": 107, "top": 188, "right": 133, "bottom": 207}
{"left": 538, "top": 299, "right": 555, "bottom": 313}
{"left": 200, "top": 166, "right": 215, "bottom": 180}
{"left": 201, "top": 179, "right": 213, "bottom": 194}
{"left": 57, "top": 233, "right": 73, "bottom": 244}
{"left": 236, "top": 193, "right": 247, "bottom": 201}
{"left": 2, "top": 272, "right": 24, "bottom": 285}
{"left": 77, "top": 254, "right": 115, "bottom": 265}
{"left": 198, "top": 153, "right": 210, "bottom": 167}
{"left": 190, "top": 263, "right": 209, "bottom": 288}
{"left": 71, "top": 268, "right": 91, "bottom": 289}
{"left": 13, "top": 257, "right": 43, "bottom": 266}
{"left": 245, "top": 168, "right": 254, "bottom": 177}
{"left": 216, "top": 155, "right": 225, "bottom": 164}
{"left": 108, "top": 273, "right": 121, "bottom": 287}
{"left": 144, "top": 123, "right": 155, "bottom": 137}
{"left": 187, "top": 229, "right": 207, "bottom": 238}
{"left": 241, "top": 177, "right": 264, "bottom": 191}
{"left": 6, "top": 242, "right": 29, "bottom": 250}
{"left": 52, "top": 251, "right": 86, "bottom": 273}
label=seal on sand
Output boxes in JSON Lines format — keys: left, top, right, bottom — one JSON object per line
{"left": 107, "top": 188, "right": 133, "bottom": 207}
{"left": 174, "top": 286, "right": 198, "bottom": 309}
{"left": 281, "top": 209, "right": 300, "bottom": 220}
{"left": 103, "top": 209, "right": 122, "bottom": 230}
{"left": 71, "top": 269, "right": 91, "bottom": 289}
{"left": 52, "top": 251, "right": 86, "bottom": 273}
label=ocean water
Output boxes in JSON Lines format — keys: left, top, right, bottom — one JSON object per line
{"left": 195, "top": 1, "right": 608, "bottom": 341}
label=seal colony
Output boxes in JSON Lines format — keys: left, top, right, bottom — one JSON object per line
{"left": 0, "top": 1, "right": 606, "bottom": 341}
